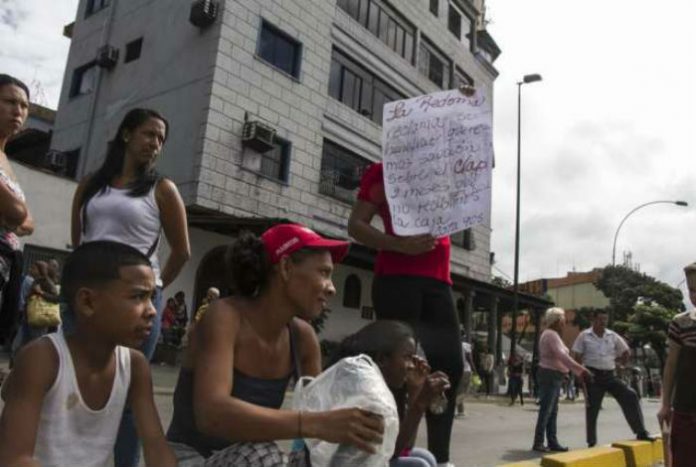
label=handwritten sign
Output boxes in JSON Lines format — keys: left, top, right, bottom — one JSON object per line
{"left": 382, "top": 89, "right": 493, "bottom": 236}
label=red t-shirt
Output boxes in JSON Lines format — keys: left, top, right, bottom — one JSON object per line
{"left": 357, "top": 163, "right": 452, "bottom": 285}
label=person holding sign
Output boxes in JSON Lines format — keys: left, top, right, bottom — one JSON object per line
{"left": 349, "top": 162, "right": 462, "bottom": 467}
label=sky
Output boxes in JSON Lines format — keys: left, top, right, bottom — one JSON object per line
{"left": 1, "top": 0, "right": 695, "bottom": 302}
{"left": 485, "top": 0, "right": 696, "bottom": 303}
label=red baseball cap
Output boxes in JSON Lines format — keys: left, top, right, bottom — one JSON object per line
{"left": 261, "top": 224, "right": 350, "bottom": 264}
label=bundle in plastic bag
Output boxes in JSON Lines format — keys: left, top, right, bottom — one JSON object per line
{"left": 292, "top": 354, "right": 399, "bottom": 467}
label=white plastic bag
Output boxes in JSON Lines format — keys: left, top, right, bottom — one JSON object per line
{"left": 292, "top": 355, "right": 399, "bottom": 467}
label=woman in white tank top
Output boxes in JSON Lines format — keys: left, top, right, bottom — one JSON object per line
{"left": 70, "top": 108, "right": 190, "bottom": 467}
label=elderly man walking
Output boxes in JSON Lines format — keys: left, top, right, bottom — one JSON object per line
{"left": 571, "top": 309, "right": 655, "bottom": 447}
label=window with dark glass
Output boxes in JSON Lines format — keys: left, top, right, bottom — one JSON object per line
{"left": 430, "top": 0, "right": 439, "bottom": 16}
{"left": 86, "top": 0, "right": 110, "bottom": 16}
{"left": 319, "top": 139, "right": 372, "bottom": 204}
{"left": 328, "top": 49, "right": 405, "bottom": 125}
{"left": 259, "top": 138, "right": 291, "bottom": 182}
{"left": 451, "top": 228, "right": 475, "bottom": 250}
{"left": 337, "top": 0, "right": 415, "bottom": 63}
{"left": 343, "top": 274, "right": 362, "bottom": 309}
{"left": 69, "top": 62, "right": 98, "bottom": 98}
{"left": 452, "top": 67, "right": 474, "bottom": 89}
{"left": 124, "top": 38, "right": 143, "bottom": 63}
{"left": 448, "top": 2, "right": 472, "bottom": 47}
{"left": 418, "top": 36, "right": 451, "bottom": 89}
{"left": 257, "top": 20, "right": 302, "bottom": 78}
{"left": 448, "top": 3, "right": 462, "bottom": 39}
{"left": 63, "top": 148, "right": 81, "bottom": 179}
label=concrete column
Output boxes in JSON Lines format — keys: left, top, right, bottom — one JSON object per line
{"left": 488, "top": 295, "right": 498, "bottom": 365}
{"left": 463, "top": 289, "right": 475, "bottom": 342}
{"left": 496, "top": 304, "right": 503, "bottom": 364}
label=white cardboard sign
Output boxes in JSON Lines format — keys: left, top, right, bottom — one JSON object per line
{"left": 382, "top": 88, "right": 493, "bottom": 237}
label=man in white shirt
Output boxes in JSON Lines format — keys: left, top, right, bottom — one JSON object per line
{"left": 571, "top": 309, "right": 654, "bottom": 447}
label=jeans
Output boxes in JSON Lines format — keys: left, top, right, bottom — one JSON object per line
{"left": 533, "top": 368, "right": 564, "bottom": 447}
{"left": 390, "top": 447, "right": 438, "bottom": 467}
{"left": 372, "top": 275, "right": 463, "bottom": 463}
{"left": 114, "top": 286, "right": 163, "bottom": 467}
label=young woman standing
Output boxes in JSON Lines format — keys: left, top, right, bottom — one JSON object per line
{"left": 70, "top": 108, "right": 190, "bottom": 467}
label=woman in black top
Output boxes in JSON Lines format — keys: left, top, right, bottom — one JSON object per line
{"left": 167, "top": 224, "right": 384, "bottom": 466}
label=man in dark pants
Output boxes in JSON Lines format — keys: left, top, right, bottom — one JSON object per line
{"left": 571, "top": 310, "right": 655, "bottom": 447}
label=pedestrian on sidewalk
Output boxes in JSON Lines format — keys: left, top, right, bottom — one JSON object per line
{"left": 571, "top": 309, "right": 656, "bottom": 447}
{"left": 507, "top": 352, "right": 524, "bottom": 406}
{"left": 658, "top": 263, "right": 696, "bottom": 467}
{"left": 456, "top": 337, "right": 475, "bottom": 416}
{"left": 532, "top": 307, "right": 592, "bottom": 453}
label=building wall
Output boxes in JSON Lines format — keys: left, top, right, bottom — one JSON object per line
{"left": 195, "top": 0, "right": 495, "bottom": 281}
{"left": 49, "top": 0, "right": 498, "bottom": 338}
{"left": 14, "top": 163, "right": 75, "bottom": 252}
{"left": 320, "top": 264, "right": 376, "bottom": 342}
{"left": 547, "top": 282, "right": 610, "bottom": 310}
{"left": 51, "top": 0, "right": 221, "bottom": 201}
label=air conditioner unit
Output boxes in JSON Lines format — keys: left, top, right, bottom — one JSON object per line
{"left": 242, "top": 121, "right": 276, "bottom": 153}
{"left": 189, "top": 0, "right": 219, "bottom": 28}
{"left": 96, "top": 45, "right": 119, "bottom": 69}
{"left": 44, "top": 150, "right": 67, "bottom": 169}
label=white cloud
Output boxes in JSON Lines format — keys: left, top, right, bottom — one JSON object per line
{"left": 487, "top": 0, "right": 696, "bottom": 303}
{"left": 0, "top": 0, "right": 78, "bottom": 107}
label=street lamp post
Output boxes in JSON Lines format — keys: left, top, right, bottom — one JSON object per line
{"left": 511, "top": 74, "right": 542, "bottom": 359}
{"left": 611, "top": 200, "right": 688, "bottom": 266}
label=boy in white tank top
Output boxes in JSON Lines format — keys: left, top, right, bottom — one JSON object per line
{"left": 0, "top": 241, "right": 176, "bottom": 467}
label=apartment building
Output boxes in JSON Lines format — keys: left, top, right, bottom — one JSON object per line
{"left": 39, "top": 0, "right": 537, "bottom": 344}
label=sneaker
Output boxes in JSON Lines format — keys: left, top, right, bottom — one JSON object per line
{"left": 532, "top": 444, "right": 550, "bottom": 453}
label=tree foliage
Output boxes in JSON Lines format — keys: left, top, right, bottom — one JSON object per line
{"left": 620, "top": 304, "right": 678, "bottom": 372}
{"left": 595, "top": 265, "right": 684, "bottom": 323}
{"left": 572, "top": 307, "right": 604, "bottom": 330}
{"left": 595, "top": 265, "right": 684, "bottom": 374}
{"left": 492, "top": 275, "right": 512, "bottom": 288}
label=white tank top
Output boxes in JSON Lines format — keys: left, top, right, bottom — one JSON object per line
{"left": 81, "top": 184, "right": 162, "bottom": 285}
{"left": 34, "top": 332, "right": 131, "bottom": 467}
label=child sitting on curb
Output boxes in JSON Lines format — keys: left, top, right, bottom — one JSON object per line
{"left": 331, "top": 320, "right": 450, "bottom": 467}
{"left": 0, "top": 241, "right": 175, "bottom": 467}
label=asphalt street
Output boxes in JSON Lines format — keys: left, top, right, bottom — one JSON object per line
{"left": 149, "top": 363, "right": 661, "bottom": 467}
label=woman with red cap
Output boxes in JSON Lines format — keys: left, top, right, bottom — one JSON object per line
{"left": 167, "top": 224, "right": 385, "bottom": 466}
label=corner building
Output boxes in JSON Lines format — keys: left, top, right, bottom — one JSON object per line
{"left": 48, "top": 0, "right": 548, "bottom": 355}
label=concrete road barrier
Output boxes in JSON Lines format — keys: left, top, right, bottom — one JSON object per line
{"left": 497, "top": 461, "right": 541, "bottom": 467}
{"left": 540, "top": 447, "right": 626, "bottom": 467}
{"left": 611, "top": 440, "right": 655, "bottom": 467}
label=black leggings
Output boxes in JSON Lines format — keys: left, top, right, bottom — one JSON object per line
{"left": 372, "top": 275, "right": 463, "bottom": 463}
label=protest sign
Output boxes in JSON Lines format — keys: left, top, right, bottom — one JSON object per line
{"left": 382, "top": 88, "right": 493, "bottom": 237}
